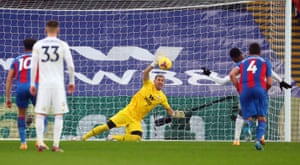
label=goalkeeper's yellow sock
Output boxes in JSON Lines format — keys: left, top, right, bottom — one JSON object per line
{"left": 112, "top": 134, "right": 141, "bottom": 141}
{"left": 82, "top": 124, "right": 109, "bottom": 140}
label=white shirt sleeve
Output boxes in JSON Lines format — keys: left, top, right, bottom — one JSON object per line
{"left": 30, "top": 44, "right": 39, "bottom": 87}
{"left": 271, "top": 70, "right": 282, "bottom": 82}
{"left": 209, "top": 69, "right": 282, "bottom": 85}
{"left": 63, "top": 42, "right": 75, "bottom": 85}
{"left": 209, "top": 72, "right": 231, "bottom": 85}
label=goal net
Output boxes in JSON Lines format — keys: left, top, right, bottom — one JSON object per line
{"left": 0, "top": 0, "right": 295, "bottom": 141}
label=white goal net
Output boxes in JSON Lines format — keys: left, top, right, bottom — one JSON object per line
{"left": 0, "top": 0, "right": 296, "bottom": 141}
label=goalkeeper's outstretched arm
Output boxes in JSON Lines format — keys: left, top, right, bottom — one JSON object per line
{"left": 143, "top": 65, "right": 153, "bottom": 81}
{"left": 143, "top": 54, "right": 161, "bottom": 81}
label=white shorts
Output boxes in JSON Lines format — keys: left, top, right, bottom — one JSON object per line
{"left": 35, "top": 87, "right": 69, "bottom": 114}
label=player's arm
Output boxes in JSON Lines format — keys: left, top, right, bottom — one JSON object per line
{"left": 229, "top": 67, "right": 240, "bottom": 91}
{"left": 63, "top": 43, "right": 75, "bottom": 93}
{"left": 30, "top": 44, "right": 39, "bottom": 96}
{"left": 166, "top": 107, "right": 175, "bottom": 117}
{"left": 143, "top": 54, "right": 162, "bottom": 81}
{"left": 271, "top": 70, "right": 281, "bottom": 82}
{"left": 210, "top": 74, "right": 231, "bottom": 85}
{"left": 266, "top": 76, "right": 272, "bottom": 90}
{"left": 5, "top": 69, "right": 15, "bottom": 108}
{"left": 161, "top": 97, "right": 175, "bottom": 117}
{"left": 201, "top": 67, "right": 232, "bottom": 85}
{"left": 266, "top": 61, "right": 273, "bottom": 90}
{"left": 143, "top": 65, "right": 153, "bottom": 82}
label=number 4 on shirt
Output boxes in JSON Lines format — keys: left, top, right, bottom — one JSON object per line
{"left": 247, "top": 60, "right": 257, "bottom": 74}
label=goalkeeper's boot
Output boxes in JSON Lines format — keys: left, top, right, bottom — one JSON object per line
{"left": 232, "top": 140, "right": 240, "bottom": 146}
{"left": 19, "top": 143, "right": 28, "bottom": 150}
{"left": 255, "top": 141, "right": 264, "bottom": 151}
{"left": 35, "top": 141, "right": 49, "bottom": 150}
{"left": 52, "top": 146, "right": 64, "bottom": 152}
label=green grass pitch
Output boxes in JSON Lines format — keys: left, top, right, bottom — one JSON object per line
{"left": 0, "top": 141, "right": 299, "bottom": 165}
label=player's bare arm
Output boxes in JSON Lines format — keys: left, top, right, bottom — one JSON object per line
{"left": 68, "top": 84, "right": 75, "bottom": 94}
{"left": 229, "top": 67, "right": 240, "bottom": 91}
{"left": 67, "top": 65, "right": 75, "bottom": 94}
{"left": 5, "top": 69, "right": 15, "bottom": 108}
{"left": 166, "top": 107, "right": 175, "bottom": 117}
{"left": 266, "top": 76, "right": 272, "bottom": 90}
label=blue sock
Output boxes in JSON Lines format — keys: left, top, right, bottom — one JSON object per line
{"left": 17, "top": 117, "right": 26, "bottom": 143}
{"left": 256, "top": 121, "right": 266, "bottom": 140}
{"left": 44, "top": 116, "right": 48, "bottom": 135}
{"left": 247, "top": 120, "right": 253, "bottom": 129}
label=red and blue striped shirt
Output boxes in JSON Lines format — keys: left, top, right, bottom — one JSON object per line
{"left": 10, "top": 53, "right": 38, "bottom": 86}
{"left": 236, "top": 55, "right": 272, "bottom": 93}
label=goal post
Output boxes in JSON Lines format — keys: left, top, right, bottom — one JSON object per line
{"left": 0, "top": 0, "right": 295, "bottom": 141}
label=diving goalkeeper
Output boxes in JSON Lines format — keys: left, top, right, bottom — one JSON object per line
{"left": 81, "top": 57, "right": 175, "bottom": 141}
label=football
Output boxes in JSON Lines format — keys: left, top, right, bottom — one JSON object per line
{"left": 158, "top": 56, "right": 172, "bottom": 70}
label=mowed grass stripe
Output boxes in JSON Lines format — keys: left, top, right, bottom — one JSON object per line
{"left": 0, "top": 141, "right": 299, "bottom": 165}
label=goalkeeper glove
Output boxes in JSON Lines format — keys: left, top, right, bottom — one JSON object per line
{"left": 172, "top": 110, "right": 185, "bottom": 118}
{"left": 201, "top": 67, "right": 211, "bottom": 76}
{"left": 279, "top": 81, "right": 292, "bottom": 91}
{"left": 150, "top": 54, "right": 163, "bottom": 67}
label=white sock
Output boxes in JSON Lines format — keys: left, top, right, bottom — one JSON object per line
{"left": 234, "top": 114, "right": 244, "bottom": 141}
{"left": 35, "top": 114, "right": 45, "bottom": 146}
{"left": 53, "top": 115, "right": 63, "bottom": 147}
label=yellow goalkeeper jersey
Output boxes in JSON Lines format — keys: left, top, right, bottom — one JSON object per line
{"left": 122, "top": 79, "right": 170, "bottom": 121}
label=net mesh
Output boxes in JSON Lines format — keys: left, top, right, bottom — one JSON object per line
{"left": 0, "top": 0, "right": 294, "bottom": 141}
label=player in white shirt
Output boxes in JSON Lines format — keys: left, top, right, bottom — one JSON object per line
{"left": 30, "top": 20, "right": 75, "bottom": 152}
{"left": 201, "top": 48, "right": 291, "bottom": 146}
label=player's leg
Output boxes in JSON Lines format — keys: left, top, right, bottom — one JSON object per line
{"left": 82, "top": 110, "right": 126, "bottom": 140}
{"left": 15, "top": 88, "right": 29, "bottom": 150}
{"left": 35, "top": 113, "right": 47, "bottom": 151}
{"left": 110, "top": 131, "right": 142, "bottom": 141}
{"left": 256, "top": 116, "right": 266, "bottom": 145}
{"left": 109, "top": 120, "right": 142, "bottom": 141}
{"left": 256, "top": 91, "right": 268, "bottom": 146}
{"left": 18, "top": 108, "right": 27, "bottom": 150}
{"left": 51, "top": 88, "right": 69, "bottom": 152}
{"left": 254, "top": 90, "right": 268, "bottom": 151}
{"left": 52, "top": 114, "right": 64, "bottom": 152}
{"left": 34, "top": 87, "right": 51, "bottom": 152}
{"left": 31, "top": 93, "right": 49, "bottom": 150}
{"left": 82, "top": 120, "right": 113, "bottom": 140}
{"left": 244, "top": 118, "right": 253, "bottom": 141}
{"left": 239, "top": 93, "right": 254, "bottom": 141}
{"left": 233, "top": 113, "right": 244, "bottom": 146}
{"left": 34, "top": 118, "right": 49, "bottom": 150}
